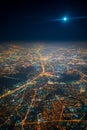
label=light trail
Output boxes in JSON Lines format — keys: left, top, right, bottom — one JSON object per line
{"left": 70, "top": 16, "right": 87, "bottom": 20}
{"left": 49, "top": 15, "right": 87, "bottom": 22}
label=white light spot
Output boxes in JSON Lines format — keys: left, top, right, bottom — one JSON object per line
{"left": 63, "top": 17, "right": 67, "bottom": 21}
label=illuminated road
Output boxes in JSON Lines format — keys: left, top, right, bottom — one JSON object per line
{"left": 0, "top": 73, "right": 41, "bottom": 99}
{"left": 22, "top": 89, "right": 37, "bottom": 130}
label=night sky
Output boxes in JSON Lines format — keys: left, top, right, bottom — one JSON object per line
{"left": 0, "top": 0, "right": 87, "bottom": 42}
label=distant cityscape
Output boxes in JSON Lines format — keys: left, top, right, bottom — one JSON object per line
{"left": 0, "top": 43, "right": 87, "bottom": 130}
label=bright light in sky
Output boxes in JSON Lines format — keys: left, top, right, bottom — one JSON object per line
{"left": 63, "top": 17, "right": 67, "bottom": 21}
{"left": 49, "top": 15, "right": 87, "bottom": 23}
